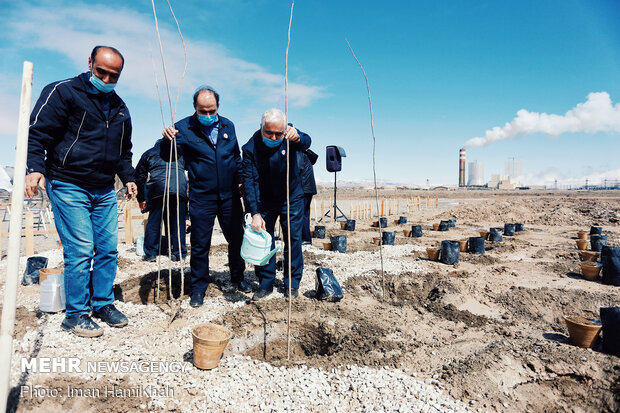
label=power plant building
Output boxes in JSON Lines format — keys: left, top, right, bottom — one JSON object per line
{"left": 467, "top": 161, "right": 484, "bottom": 186}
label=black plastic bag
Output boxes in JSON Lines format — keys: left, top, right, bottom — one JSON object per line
{"left": 22, "top": 256, "right": 48, "bottom": 285}
{"left": 601, "top": 246, "right": 620, "bottom": 286}
{"left": 315, "top": 267, "right": 343, "bottom": 302}
{"left": 600, "top": 307, "right": 620, "bottom": 356}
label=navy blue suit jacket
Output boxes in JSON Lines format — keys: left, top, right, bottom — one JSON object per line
{"left": 163, "top": 114, "right": 241, "bottom": 201}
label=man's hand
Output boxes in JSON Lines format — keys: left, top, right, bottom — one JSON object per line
{"left": 125, "top": 182, "right": 138, "bottom": 200}
{"left": 163, "top": 126, "right": 178, "bottom": 141}
{"left": 251, "top": 213, "right": 265, "bottom": 232}
{"left": 284, "top": 125, "right": 299, "bottom": 142}
{"left": 238, "top": 183, "right": 244, "bottom": 197}
{"left": 25, "top": 172, "right": 46, "bottom": 198}
{"left": 139, "top": 201, "right": 147, "bottom": 212}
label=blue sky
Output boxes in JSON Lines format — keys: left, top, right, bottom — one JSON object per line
{"left": 1, "top": 0, "right": 619, "bottom": 187}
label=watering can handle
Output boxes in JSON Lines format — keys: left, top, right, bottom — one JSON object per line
{"left": 244, "top": 213, "right": 267, "bottom": 238}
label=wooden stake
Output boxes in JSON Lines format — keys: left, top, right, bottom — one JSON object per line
{"left": 124, "top": 203, "right": 133, "bottom": 244}
{"left": 25, "top": 211, "right": 34, "bottom": 257}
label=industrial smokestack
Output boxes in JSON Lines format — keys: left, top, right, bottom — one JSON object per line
{"left": 459, "top": 148, "right": 466, "bottom": 187}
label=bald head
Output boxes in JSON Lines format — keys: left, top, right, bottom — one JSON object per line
{"left": 88, "top": 46, "right": 124, "bottom": 84}
{"left": 90, "top": 46, "right": 124, "bottom": 69}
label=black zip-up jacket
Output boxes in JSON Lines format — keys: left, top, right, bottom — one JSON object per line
{"left": 27, "top": 72, "right": 134, "bottom": 188}
{"left": 135, "top": 139, "right": 187, "bottom": 204}
{"left": 296, "top": 149, "right": 318, "bottom": 195}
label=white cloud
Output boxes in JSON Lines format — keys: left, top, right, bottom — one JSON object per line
{"left": 464, "top": 92, "right": 620, "bottom": 148}
{"left": 5, "top": 2, "right": 324, "bottom": 109}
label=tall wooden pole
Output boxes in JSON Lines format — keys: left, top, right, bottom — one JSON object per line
{"left": 0, "top": 61, "right": 33, "bottom": 413}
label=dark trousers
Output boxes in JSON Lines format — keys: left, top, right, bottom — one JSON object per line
{"left": 255, "top": 197, "right": 304, "bottom": 291}
{"left": 189, "top": 196, "right": 245, "bottom": 294}
{"left": 302, "top": 194, "right": 313, "bottom": 242}
{"left": 144, "top": 196, "right": 187, "bottom": 258}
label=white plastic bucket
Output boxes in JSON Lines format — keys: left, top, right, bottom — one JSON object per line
{"left": 40, "top": 272, "right": 65, "bottom": 312}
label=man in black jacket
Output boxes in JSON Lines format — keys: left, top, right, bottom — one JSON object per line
{"left": 135, "top": 139, "right": 188, "bottom": 261}
{"left": 162, "top": 86, "right": 251, "bottom": 307}
{"left": 25, "top": 46, "right": 136, "bottom": 338}
{"left": 241, "top": 109, "right": 312, "bottom": 300}
{"left": 296, "top": 149, "right": 318, "bottom": 245}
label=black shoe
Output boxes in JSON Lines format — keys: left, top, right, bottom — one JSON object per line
{"left": 302, "top": 241, "right": 312, "bottom": 246}
{"left": 190, "top": 292, "right": 204, "bottom": 307}
{"left": 143, "top": 255, "right": 156, "bottom": 262}
{"left": 284, "top": 288, "right": 299, "bottom": 299}
{"left": 61, "top": 314, "right": 104, "bottom": 338}
{"left": 234, "top": 280, "right": 253, "bottom": 293}
{"left": 171, "top": 254, "right": 180, "bottom": 262}
{"left": 93, "top": 304, "right": 128, "bottom": 327}
{"left": 252, "top": 289, "right": 273, "bottom": 301}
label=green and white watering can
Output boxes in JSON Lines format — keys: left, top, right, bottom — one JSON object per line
{"left": 240, "top": 214, "right": 279, "bottom": 266}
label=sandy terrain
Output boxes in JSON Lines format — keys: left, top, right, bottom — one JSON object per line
{"left": 1, "top": 190, "right": 619, "bottom": 412}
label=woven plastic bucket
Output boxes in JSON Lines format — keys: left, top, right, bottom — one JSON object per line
{"left": 426, "top": 247, "right": 440, "bottom": 261}
{"left": 192, "top": 323, "right": 232, "bottom": 369}
{"left": 579, "top": 263, "right": 602, "bottom": 281}
{"left": 564, "top": 316, "right": 601, "bottom": 348}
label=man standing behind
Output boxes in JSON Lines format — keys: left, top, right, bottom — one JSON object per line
{"left": 162, "top": 86, "right": 250, "bottom": 307}
{"left": 135, "top": 139, "right": 188, "bottom": 262}
{"left": 241, "top": 108, "right": 311, "bottom": 300}
{"left": 26, "top": 46, "right": 136, "bottom": 337}
{"left": 296, "top": 148, "right": 318, "bottom": 245}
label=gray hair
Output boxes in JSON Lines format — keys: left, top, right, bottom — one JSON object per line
{"left": 260, "top": 108, "right": 286, "bottom": 128}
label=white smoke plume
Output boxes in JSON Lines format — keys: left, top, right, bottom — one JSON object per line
{"left": 464, "top": 92, "right": 620, "bottom": 148}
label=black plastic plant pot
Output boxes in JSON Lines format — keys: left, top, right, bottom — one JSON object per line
{"left": 448, "top": 219, "right": 456, "bottom": 228}
{"left": 314, "top": 226, "right": 326, "bottom": 239}
{"left": 440, "top": 240, "right": 460, "bottom": 264}
{"left": 468, "top": 237, "right": 485, "bottom": 254}
{"left": 515, "top": 223, "right": 524, "bottom": 232}
{"left": 601, "top": 246, "right": 620, "bottom": 286}
{"left": 438, "top": 221, "right": 450, "bottom": 231}
{"left": 344, "top": 220, "right": 356, "bottom": 231}
{"left": 591, "top": 235, "right": 607, "bottom": 252}
{"left": 330, "top": 235, "right": 347, "bottom": 253}
{"left": 398, "top": 216, "right": 407, "bottom": 224}
{"left": 411, "top": 225, "right": 423, "bottom": 238}
{"left": 489, "top": 228, "right": 503, "bottom": 242}
{"left": 504, "top": 223, "right": 515, "bottom": 236}
{"left": 590, "top": 226, "right": 603, "bottom": 235}
{"left": 382, "top": 231, "right": 395, "bottom": 245}
{"left": 379, "top": 217, "right": 388, "bottom": 228}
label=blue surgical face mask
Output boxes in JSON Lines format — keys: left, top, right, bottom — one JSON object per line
{"left": 198, "top": 114, "right": 218, "bottom": 127}
{"left": 89, "top": 72, "right": 116, "bottom": 94}
{"left": 262, "top": 136, "right": 283, "bottom": 148}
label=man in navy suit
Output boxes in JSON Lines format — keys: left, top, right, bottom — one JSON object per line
{"left": 162, "top": 86, "right": 250, "bottom": 307}
{"left": 241, "top": 108, "right": 311, "bottom": 300}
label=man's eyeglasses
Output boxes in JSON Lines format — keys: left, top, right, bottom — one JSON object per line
{"left": 263, "top": 130, "right": 285, "bottom": 139}
{"left": 93, "top": 66, "right": 120, "bottom": 82}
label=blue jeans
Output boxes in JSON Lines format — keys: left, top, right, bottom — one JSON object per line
{"left": 47, "top": 180, "right": 118, "bottom": 317}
